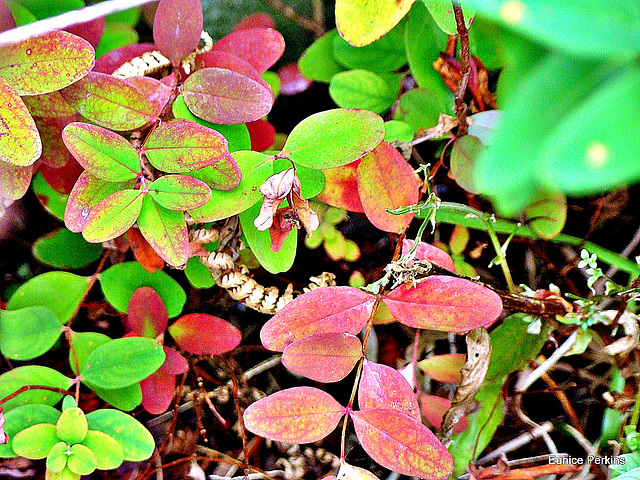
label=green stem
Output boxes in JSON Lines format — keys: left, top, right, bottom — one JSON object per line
{"left": 631, "top": 384, "right": 640, "bottom": 428}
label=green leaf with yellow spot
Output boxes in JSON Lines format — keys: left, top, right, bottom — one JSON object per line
{"left": 335, "top": 0, "right": 415, "bottom": 47}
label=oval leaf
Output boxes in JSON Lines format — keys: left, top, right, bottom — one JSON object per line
{"left": 358, "top": 361, "right": 420, "bottom": 420}
{"left": 126, "top": 286, "right": 168, "bottom": 338}
{"left": 0, "top": 76, "right": 41, "bottom": 166}
{"left": 153, "top": 0, "right": 203, "bottom": 65}
{"left": 85, "top": 409, "right": 154, "bottom": 461}
{"left": 144, "top": 119, "right": 230, "bottom": 173}
{"left": 0, "top": 405, "right": 61, "bottom": 458}
{"left": 282, "top": 333, "right": 362, "bottom": 383}
{"left": 401, "top": 240, "right": 456, "bottom": 272}
{"left": 0, "top": 30, "right": 94, "bottom": 95}
{"left": 56, "top": 407, "right": 88, "bottom": 445}
{"left": 335, "top": 0, "right": 413, "bottom": 47}
{"left": 260, "top": 286, "right": 376, "bottom": 351}
{"left": 148, "top": 175, "right": 211, "bottom": 211}
{"left": 0, "top": 306, "right": 62, "bottom": 360}
{"left": 82, "top": 189, "right": 144, "bottom": 243}
{"left": 350, "top": 408, "right": 453, "bottom": 479}
{"left": 211, "top": 28, "right": 285, "bottom": 73}
{"left": 33, "top": 227, "right": 103, "bottom": 269}
{"left": 282, "top": 109, "right": 384, "bottom": 170}
{"left": 80, "top": 337, "right": 166, "bottom": 389}
{"left": 244, "top": 387, "right": 345, "bottom": 443}
{"left": 382, "top": 276, "right": 503, "bottom": 332}
{"left": 419, "top": 394, "right": 468, "bottom": 434}
{"left": 11, "top": 423, "right": 59, "bottom": 460}
{"left": 197, "top": 50, "right": 274, "bottom": 97}
{"left": 329, "top": 70, "right": 397, "bottom": 114}
{"left": 316, "top": 160, "right": 364, "bottom": 213}
{"left": 137, "top": 196, "right": 189, "bottom": 267}
{"left": 140, "top": 371, "right": 175, "bottom": 415}
{"left": 0, "top": 366, "right": 72, "bottom": 412}
{"left": 168, "top": 313, "right": 241, "bottom": 355}
{"left": 183, "top": 67, "right": 274, "bottom": 124}
{"left": 357, "top": 142, "right": 419, "bottom": 233}
{"left": 417, "top": 354, "right": 465, "bottom": 383}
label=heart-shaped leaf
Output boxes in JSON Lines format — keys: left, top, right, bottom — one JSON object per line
{"left": 147, "top": 175, "right": 211, "bottom": 211}
{"left": 86, "top": 409, "right": 155, "bottom": 461}
{"left": 0, "top": 366, "right": 72, "bottom": 412}
{"left": 358, "top": 361, "right": 420, "bottom": 420}
{"left": 183, "top": 68, "right": 274, "bottom": 125}
{"left": 0, "top": 306, "right": 62, "bottom": 360}
{"left": 260, "top": 286, "right": 376, "bottom": 351}
{"left": 82, "top": 189, "right": 144, "bottom": 243}
{"left": 281, "top": 109, "right": 384, "bottom": 170}
{"left": 282, "top": 333, "right": 362, "bottom": 383}
{"left": 350, "top": 408, "right": 453, "bottom": 479}
{"left": 137, "top": 196, "right": 189, "bottom": 267}
{"left": 168, "top": 313, "right": 241, "bottom": 355}
{"left": 244, "top": 387, "right": 345, "bottom": 443}
{"left": 211, "top": 28, "right": 285, "bottom": 73}
{"left": 62, "top": 122, "right": 140, "bottom": 181}
{"left": 126, "top": 286, "right": 168, "bottom": 338}
{"left": 0, "top": 76, "right": 41, "bottom": 166}
{"left": 0, "top": 30, "right": 94, "bottom": 95}
{"left": 153, "top": 0, "right": 203, "bottom": 65}
{"left": 335, "top": 0, "right": 414, "bottom": 47}
{"left": 382, "top": 276, "right": 503, "bottom": 332}
{"left": 144, "top": 119, "right": 230, "bottom": 173}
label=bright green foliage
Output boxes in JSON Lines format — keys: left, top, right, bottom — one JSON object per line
{"left": 32, "top": 228, "right": 103, "bottom": 269}
{"left": 335, "top": 0, "right": 414, "bottom": 47}
{"left": 329, "top": 70, "right": 398, "bottom": 114}
{"left": 422, "top": 0, "right": 474, "bottom": 34}
{"left": 298, "top": 30, "right": 346, "bottom": 83}
{"left": 0, "top": 306, "right": 62, "bottom": 360}
{"left": 86, "top": 409, "right": 155, "bottom": 461}
{"left": 0, "top": 405, "right": 61, "bottom": 458}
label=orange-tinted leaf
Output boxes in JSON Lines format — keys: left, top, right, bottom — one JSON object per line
{"left": 260, "top": 286, "right": 376, "bottom": 352}
{"left": 195, "top": 50, "right": 273, "bottom": 97}
{"left": 357, "top": 141, "right": 418, "bottom": 233}
{"left": 168, "top": 313, "right": 241, "bottom": 355}
{"left": 337, "top": 462, "right": 380, "bottom": 480}
{"left": 34, "top": 116, "right": 74, "bottom": 168}
{"left": 401, "top": 240, "right": 456, "bottom": 272}
{"left": 137, "top": 196, "right": 189, "bottom": 267}
{"left": 382, "top": 276, "right": 503, "bottom": 332}
{"left": 144, "top": 119, "right": 230, "bottom": 173}
{"left": 317, "top": 160, "right": 364, "bottom": 213}
{"left": 153, "top": 0, "right": 203, "bottom": 65}
{"left": 126, "top": 287, "right": 168, "bottom": 338}
{"left": 60, "top": 72, "right": 156, "bottom": 131}
{"left": 418, "top": 394, "right": 468, "bottom": 434}
{"left": 350, "top": 408, "right": 453, "bottom": 479}
{"left": 82, "top": 189, "right": 144, "bottom": 242}
{"left": 244, "top": 387, "right": 345, "bottom": 443}
{"left": 211, "top": 28, "right": 285, "bottom": 73}
{"left": 417, "top": 353, "right": 465, "bottom": 383}
{"left": 182, "top": 67, "right": 273, "bottom": 125}
{"left": 126, "top": 227, "right": 165, "bottom": 273}
{"left": 0, "top": 76, "right": 41, "bottom": 166}
{"left": 358, "top": 361, "right": 420, "bottom": 420}
{"left": 282, "top": 333, "right": 362, "bottom": 383}
{"left": 0, "top": 30, "right": 94, "bottom": 95}
{"left": 140, "top": 370, "right": 175, "bottom": 414}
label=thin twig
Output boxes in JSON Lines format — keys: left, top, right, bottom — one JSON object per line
{"left": 475, "top": 424, "right": 555, "bottom": 466}
{"left": 261, "top": 0, "right": 324, "bottom": 36}
{"left": 0, "top": 0, "right": 158, "bottom": 45}
{"left": 452, "top": 2, "right": 470, "bottom": 136}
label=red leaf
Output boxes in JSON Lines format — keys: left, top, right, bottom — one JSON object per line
{"left": 126, "top": 286, "right": 168, "bottom": 338}
{"left": 357, "top": 142, "right": 419, "bottom": 233}
{"left": 260, "top": 287, "right": 376, "bottom": 352}
{"left": 38, "top": 157, "right": 83, "bottom": 195}
{"left": 282, "top": 333, "right": 362, "bottom": 383}
{"left": 382, "top": 276, "right": 503, "bottom": 332}
{"left": 244, "top": 387, "right": 345, "bottom": 443}
{"left": 418, "top": 394, "right": 468, "bottom": 434}
{"left": 246, "top": 120, "right": 276, "bottom": 152}
{"left": 358, "top": 361, "right": 420, "bottom": 420}
{"left": 0, "top": 1, "right": 15, "bottom": 33}
{"left": 195, "top": 50, "right": 273, "bottom": 97}
{"left": 168, "top": 313, "right": 241, "bottom": 355}
{"left": 417, "top": 353, "right": 465, "bottom": 383}
{"left": 64, "top": 17, "right": 105, "bottom": 49}
{"left": 401, "top": 240, "right": 456, "bottom": 273}
{"left": 140, "top": 370, "right": 176, "bottom": 414}
{"left": 34, "top": 116, "right": 75, "bottom": 168}
{"left": 317, "top": 160, "right": 364, "bottom": 213}
{"left": 160, "top": 347, "right": 189, "bottom": 375}
{"left": 93, "top": 43, "right": 156, "bottom": 74}
{"left": 153, "top": 0, "right": 203, "bottom": 66}
{"left": 232, "top": 13, "right": 276, "bottom": 31}
{"left": 211, "top": 28, "right": 285, "bottom": 73}
{"left": 277, "top": 63, "right": 312, "bottom": 96}
{"left": 350, "top": 408, "right": 453, "bottom": 479}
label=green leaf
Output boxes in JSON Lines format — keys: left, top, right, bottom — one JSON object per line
{"left": 335, "top": 0, "right": 414, "bottom": 47}
{"left": 62, "top": 123, "right": 139, "bottom": 182}
{"left": 32, "top": 172, "right": 67, "bottom": 221}
{"left": 80, "top": 337, "right": 166, "bottom": 389}
{"left": 147, "top": 175, "right": 211, "bottom": 211}
{"left": 239, "top": 201, "right": 297, "bottom": 274}
{"left": 137, "top": 196, "right": 189, "bottom": 267}
{"left": 522, "top": 189, "right": 567, "bottom": 239}
{"left": 6, "top": 271, "right": 91, "bottom": 324}
{"left": 11, "top": 423, "right": 59, "bottom": 459}
{"left": 46, "top": 441, "right": 68, "bottom": 473}
{"left": 95, "top": 22, "right": 139, "bottom": 59}
{"left": 0, "top": 366, "right": 72, "bottom": 412}
{"left": 333, "top": 23, "right": 407, "bottom": 72}
{"left": 0, "top": 30, "right": 94, "bottom": 96}
{"left": 85, "top": 409, "right": 155, "bottom": 461}
{"left": 56, "top": 407, "right": 88, "bottom": 444}
{"left": 89, "top": 383, "right": 143, "bottom": 412}
{"left": 281, "top": 109, "right": 384, "bottom": 170}
{"left": 449, "top": 135, "right": 484, "bottom": 194}
{"left": 81, "top": 431, "right": 124, "bottom": 470}
{"left": 184, "top": 256, "right": 215, "bottom": 289}
{"left": 69, "top": 332, "right": 111, "bottom": 374}
{"left": 172, "top": 94, "right": 251, "bottom": 152}
{"left": 33, "top": 228, "right": 103, "bottom": 269}
{"left": 189, "top": 150, "right": 273, "bottom": 222}
{"left": 273, "top": 158, "right": 325, "bottom": 199}
{"left": 0, "top": 306, "right": 62, "bottom": 360}
{"left": 99, "top": 261, "right": 186, "bottom": 317}
{"left": 422, "top": 0, "right": 474, "bottom": 34}
{"left": 82, "top": 189, "right": 144, "bottom": 243}
{"left": 9, "top": 0, "right": 83, "bottom": 19}
{"left": 394, "top": 88, "right": 447, "bottom": 132}
{"left": 0, "top": 76, "right": 41, "bottom": 166}
{"left": 384, "top": 120, "right": 414, "bottom": 143}
{"left": 67, "top": 444, "right": 97, "bottom": 475}
{"left": 298, "top": 29, "right": 346, "bottom": 83}
{"left": 0, "top": 404, "right": 60, "bottom": 458}
{"left": 329, "top": 70, "right": 397, "bottom": 114}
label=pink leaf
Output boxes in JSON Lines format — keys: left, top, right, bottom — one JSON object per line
{"left": 195, "top": 50, "right": 273, "bottom": 98}
{"left": 401, "top": 240, "right": 456, "bottom": 273}
{"left": 153, "top": 0, "right": 203, "bottom": 66}
{"left": 277, "top": 63, "right": 312, "bottom": 96}
{"left": 260, "top": 287, "right": 376, "bottom": 352}
{"left": 232, "top": 13, "right": 276, "bottom": 31}
{"left": 358, "top": 361, "right": 420, "bottom": 420}
{"left": 317, "top": 160, "right": 364, "bottom": 213}
{"left": 126, "top": 286, "right": 168, "bottom": 338}
{"left": 357, "top": 142, "right": 419, "bottom": 233}
{"left": 160, "top": 347, "right": 189, "bottom": 375}
{"left": 93, "top": 43, "right": 156, "bottom": 74}
{"left": 64, "top": 17, "right": 105, "bottom": 49}
{"left": 282, "top": 333, "right": 362, "bottom": 383}
{"left": 382, "top": 276, "right": 503, "bottom": 332}
{"left": 168, "top": 314, "right": 241, "bottom": 355}
{"left": 418, "top": 394, "right": 468, "bottom": 434}
{"left": 244, "top": 387, "right": 345, "bottom": 443}
{"left": 350, "top": 408, "right": 453, "bottom": 479}
{"left": 417, "top": 354, "right": 465, "bottom": 383}
{"left": 211, "top": 28, "right": 285, "bottom": 73}
{"left": 126, "top": 76, "right": 172, "bottom": 117}
{"left": 140, "top": 370, "right": 176, "bottom": 414}
{"left": 0, "top": 1, "right": 16, "bottom": 33}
